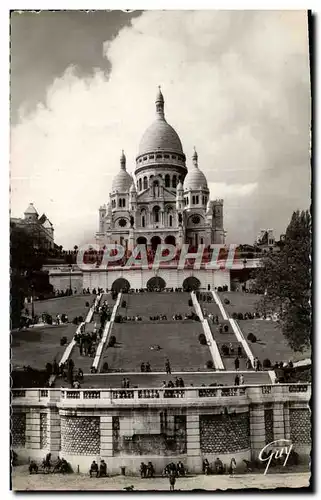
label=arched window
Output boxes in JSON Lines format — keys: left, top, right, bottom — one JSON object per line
{"left": 192, "top": 196, "right": 195, "bottom": 205}
{"left": 141, "top": 209, "right": 146, "bottom": 228}
{"left": 172, "top": 175, "right": 177, "bottom": 188}
{"left": 139, "top": 178, "right": 142, "bottom": 191}
{"left": 122, "top": 198, "right": 126, "bottom": 208}
{"left": 118, "top": 198, "right": 122, "bottom": 208}
{"left": 143, "top": 176, "right": 148, "bottom": 190}
{"left": 169, "top": 215, "right": 173, "bottom": 227}
{"left": 165, "top": 174, "right": 170, "bottom": 187}
{"left": 196, "top": 195, "right": 199, "bottom": 204}
{"left": 153, "top": 206, "right": 160, "bottom": 223}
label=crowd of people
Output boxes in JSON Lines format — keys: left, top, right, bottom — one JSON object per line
{"left": 221, "top": 344, "right": 243, "bottom": 357}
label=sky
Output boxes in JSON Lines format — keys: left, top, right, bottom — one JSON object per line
{"left": 10, "top": 10, "right": 311, "bottom": 248}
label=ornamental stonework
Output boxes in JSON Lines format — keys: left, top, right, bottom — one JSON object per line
{"left": 200, "top": 413, "right": 250, "bottom": 453}
{"left": 264, "top": 409, "right": 273, "bottom": 445}
{"left": 290, "top": 409, "right": 311, "bottom": 445}
{"left": 61, "top": 416, "right": 100, "bottom": 455}
{"left": 12, "top": 413, "right": 26, "bottom": 448}
{"left": 40, "top": 413, "right": 48, "bottom": 449}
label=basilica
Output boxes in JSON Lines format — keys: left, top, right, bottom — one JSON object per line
{"left": 96, "top": 88, "right": 225, "bottom": 251}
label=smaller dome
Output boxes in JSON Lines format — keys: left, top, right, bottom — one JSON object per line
{"left": 130, "top": 180, "right": 136, "bottom": 193}
{"left": 183, "top": 166, "right": 208, "bottom": 191}
{"left": 24, "top": 203, "right": 38, "bottom": 215}
{"left": 112, "top": 170, "right": 132, "bottom": 192}
{"left": 177, "top": 181, "right": 183, "bottom": 191}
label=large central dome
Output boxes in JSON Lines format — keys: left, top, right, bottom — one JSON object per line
{"left": 139, "top": 120, "right": 183, "bottom": 155}
{"left": 138, "top": 87, "right": 183, "bottom": 156}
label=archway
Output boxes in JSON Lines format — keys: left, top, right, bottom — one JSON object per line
{"left": 137, "top": 236, "right": 147, "bottom": 245}
{"left": 151, "top": 235, "right": 161, "bottom": 251}
{"left": 165, "top": 235, "right": 176, "bottom": 246}
{"left": 147, "top": 276, "right": 166, "bottom": 291}
{"left": 182, "top": 276, "right": 201, "bottom": 292}
{"left": 111, "top": 278, "right": 130, "bottom": 293}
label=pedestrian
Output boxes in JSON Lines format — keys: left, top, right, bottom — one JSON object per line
{"left": 234, "top": 374, "right": 240, "bottom": 386}
{"left": 246, "top": 358, "right": 252, "bottom": 370}
{"left": 165, "top": 359, "right": 171, "bottom": 375}
{"left": 239, "top": 374, "right": 244, "bottom": 385}
{"left": 169, "top": 471, "right": 176, "bottom": 491}
{"left": 234, "top": 357, "right": 240, "bottom": 370}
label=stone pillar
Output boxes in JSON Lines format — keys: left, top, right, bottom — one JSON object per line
{"left": 250, "top": 404, "right": 265, "bottom": 459}
{"left": 273, "top": 403, "right": 285, "bottom": 441}
{"left": 186, "top": 414, "right": 201, "bottom": 473}
{"left": 100, "top": 415, "right": 113, "bottom": 458}
{"left": 25, "top": 409, "right": 41, "bottom": 450}
{"left": 283, "top": 403, "right": 291, "bottom": 440}
{"left": 48, "top": 409, "right": 61, "bottom": 456}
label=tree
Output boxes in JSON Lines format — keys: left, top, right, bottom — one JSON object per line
{"left": 255, "top": 210, "right": 311, "bottom": 352}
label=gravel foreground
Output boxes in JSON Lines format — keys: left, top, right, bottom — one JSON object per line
{"left": 11, "top": 466, "right": 311, "bottom": 491}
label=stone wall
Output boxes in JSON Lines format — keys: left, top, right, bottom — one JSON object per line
{"left": 200, "top": 413, "right": 250, "bottom": 454}
{"left": 290, "top": 409, "right": 311, "bottom": 445}
{"left": 112, "top": 414, "right": 186, "bottom": 456}
{"left": 12, "top": 413, "right": 26, "bottom": 448}
{"left": 82, "top": 268, "right": 231, "bottom": 292}
{"left": 61, "top": 416, "right": 100, "bottom": 455}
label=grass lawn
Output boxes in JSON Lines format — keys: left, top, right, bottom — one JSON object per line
{"left": 218, "top": 292, "right": 261, "bottom": 316}
{"left": 57, "top": 370, "right": 271, "bottom": 388}
{"left": 240, "top": 320, "right": 311, "bottom": 363}
{"left": 11, "top": 324, "right": 76, "bottom": 370}
{"left": 100, "top": 321, "right": 212, "bottom": 372}
{"left": 119, "top": 292, "right": 194, "bottom": 319}
{"left": 31, "top": 294, "right": 96, "bottom": 320}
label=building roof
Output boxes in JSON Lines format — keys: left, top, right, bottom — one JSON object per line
{"left": 24, "top": 203, "right": 38, "bottom": 215}
{"left": 112, "top": 169, "right": 132, "bottom": 192}
{"left": 138, "top": 89, "right": 184, "bottom": 156}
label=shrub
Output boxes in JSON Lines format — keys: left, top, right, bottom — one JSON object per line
{"left": 263, "top": 358, "right": 271, "bottom": 368}
{"left": 72, "top": 317, "right": 79, "bottom": 325}
{"left": 247, "top": 333, "right": 257, "bottom": 343}
{"left": 114, "top": 315, "right": 122, "bottom": 323}
{"left": 237, "top": 312, "right": 244, "bottom": 320}
{"left": 224, "top": 298, "right": 230, "bottom": 305}
{"left": 108, "top": 335, "right": 116, "bottom": 347}
{"left": 224, "top": 324, "right": 229, "bottom": 333}
{"left": 121, "top": 300, "right": 127, "bottom": 308}
{"left": 217, "top": 286, "right": 223, "bottom": 292}
{"left": 60, "top": 336, "right": 67, "bottom": 346}
{"left": 78, "top": 316, "right": 84, "bottom": 323}
{"left": 198, "top": 333, "right": 207, "bottom": 345}
{"left": 85, "top": 301, "right": 90, "bottom": 307}
{"left": 232, "top": 312, "right": 238, "bottom": 319}
{"left": 47, "top": 315, "right": 53, "bottom": 325}
{"left": 206, "top": 360, "right": 214, "bottom": 369}
{"left": 102, "top": 362, "right": 109, "bottom": 373}
{"left": 188, "top": 299, "right": 193, "bottom": 307}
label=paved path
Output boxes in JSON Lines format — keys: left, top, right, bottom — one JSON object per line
{"left": 12, "top": 467, "right": 310, "bottom": 491}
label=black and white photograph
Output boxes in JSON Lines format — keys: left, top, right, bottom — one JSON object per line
{"left": 9, "top": 9, "right": 312, "bottom": 491}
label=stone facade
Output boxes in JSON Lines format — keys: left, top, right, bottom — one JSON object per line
{"left": 200, "top": 413, "right": 250, "bottom": 454}
{"left": 61, "top": 416, "right": 100, "bottom": 455}
{"left": 12, "top": 413, "right": 26, "bottom": 448}
{"left": 11, "top": 385, "right": 311, "bottom": 474}
{"left": 290, "top": 409, "right": 311, "bottom": 445}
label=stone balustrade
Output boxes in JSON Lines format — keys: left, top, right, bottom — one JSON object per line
{"left": 11, "top": 383, "right": 311, "bottom": 407}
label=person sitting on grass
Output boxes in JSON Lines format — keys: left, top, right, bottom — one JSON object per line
{"left": 99, "top": 459, "right": 107, "bottom": 477}
{"left": 89, "top": 460, "right": 99, "bottom": 477}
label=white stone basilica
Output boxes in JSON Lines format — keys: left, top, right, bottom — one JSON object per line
{"left": 96, "top": 88, "right": 225, "bottom": 251}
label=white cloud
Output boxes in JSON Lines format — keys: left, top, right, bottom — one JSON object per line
{"left": 10, "top": 10, "right": 310, "bottom": 247}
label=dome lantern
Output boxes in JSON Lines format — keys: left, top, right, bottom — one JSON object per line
{"left": 155, "top": 85, "right": 165, "bottom": 120}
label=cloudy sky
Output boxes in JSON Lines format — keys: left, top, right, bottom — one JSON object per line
{"left": 10, "top": 10, "right": 311, "bottom": 248}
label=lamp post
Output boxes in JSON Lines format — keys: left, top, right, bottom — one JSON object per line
{"left": 30, "top": 284, "right": 35, "bottom": 320}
